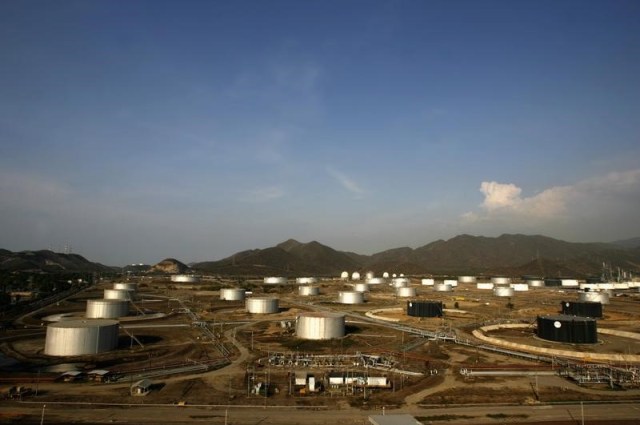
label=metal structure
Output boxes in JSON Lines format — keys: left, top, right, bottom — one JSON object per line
{"left": 536, "top": 315, "right": 598, "bottom": 344}
{"left": 298, "top": 286, "right": 320, "bottom": 296}
{"left": 220, "top": 288, "right": 246, "bottom": 301}
{"left": 170, "top": 275, "right": 199, "bottom": 283}
{"left": 458, "top": 276, "right": 477, "bottom": 284}
{"left": 104, "top": 289, "right": 131, "bottom": 301}
{"left": 396, "top": 287, "right": 416, "bottom": 298}
{"left": 295, "top": 312, "right": 345, "bottom": 340}
{"left": 86, "top": 299, "right": 129, "bottom": 319}
{"left": 434, "top": 283, "right": 453, "bottom": 292}
{"left": 246, "top": 297, "right": 279, "bottom": 314}
{"left": 44, "top": 319, "right": 119, "bottom": 356}
{"left": 263, "top": 277, "right": 287, "bottom": 285}
{"left": 561, "top": 301, "right": 603, "bottom": 318}
{"left": 493, "top": 286, "right": 514, "bottom": 297}
{"left": 338, "top": 291, "right": 364, "bottom": 304}
{"left": 407, "top": 300, "right": 443, "bottom": 317}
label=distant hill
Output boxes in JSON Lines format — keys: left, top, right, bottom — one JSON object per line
{"left": 193, "top": 234, "right": 640, "bottom": 278}
{"left": 0, "top": 250, "right": 113, "bottom": 273}
{"left": 148, "top": 258, "right": 191, "bottom": 274}
{"left": 611, "top": 237, "right": 640, "bottom": 249}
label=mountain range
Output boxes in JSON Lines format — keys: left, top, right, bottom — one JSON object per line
{"left": 2, "top": 234, "right": 639, "bottom": 278}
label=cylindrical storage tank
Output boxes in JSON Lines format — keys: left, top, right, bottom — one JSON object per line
{"left": 434, "top": 283, "right": 453, "bottom": 292}
{"left": 527, "top": 279, "right": 545, "bottom": 288}
{"left": 296, "top": 312, "right": 345, "bottom": 340}
{"left": 113, "top": 282, "right": 137, "bottom": 292}
{"left": 458, "top": 276, "right": 477, "bottom": 284}
{"left": 366, "top": 277, "right": 386, "bottom": 285}
{"left": 561, "top": 301, "right": 603, "bottom": 318}
{"left": 493, "top": 286, "right": 515, "bottom": 297}
{"left": 491, "top": 277, "right": 511, "bottom": 285}
{"left": 396, "top": 287, "right": 417, "bottom": 298}
{"left": 351, "top": 272, "right": 361, "bottom": 281}
{"left": 545, "top": 278, "right": 562, "bottom": 287}
{"left": 392, "top": 278, "right": 409, "bottom": 288}
{"left": 407, "top": 301, "right": 443, "bottom": 317}
{"left": 246, "top": 297, "right": 279, "bottom": 314}
{"left": 580, "top": 283, "right": 599, "bottom": 291}
{"left": 338, "top": 291, "right": 364, "bottom": 304}
{"left": 578, "top": 291, "right": 610, "bottom": 305}
{"left": 613, "top": 282, "right": 630, "bottom": 290}
{"left": 220, "top": 288, "right": 246, "bottom": 301}
{"left": 298, "top": 286, "right": 320, "bottom": 296}
{"left": 365, "top": 271, "right": 374, "bottom": 280}
{"left": 44, "top": 319, "right": 119, "bottom": 356}
{"left": 561, "top": 279, "right": 579, "bottom": 288}
{"left": 353, "top": 283, "right": 369, "bottom": 292}
{"left": 444, "top": 279, "right": 458, "bottom": 287}
{"left": 296, "top": 277, "right": 317, "bottom": 285}
{"left": 86, "top": 299, "right": 129, "bottom": 319}
{"left": 511, "top": 283, "right": 529, "bottom": 292}
{"left": 264, "top": 277, "right": 287, "bottom": 285}
{"left": 382, "top": 272, "right": 390, "bottom": 278}
{"left": 340, "top": 271, "right": 349, "bottom": 280}
{"left": 421, "top": 278, "right": 435, "bottom": 286}
{"left": 104, "top": 289, "right": 131, "bottom": 301}
{"left": 170, "top": 275, "right": 199, "bottom": 283}
{"left": 477, "top": 282, "right": 494, "bottom": 290}
{"left": 597, "top": 282, "right": 614, "bottom": 290}
{"left": 536, "top": 315, "right": 598, "bottom": 344}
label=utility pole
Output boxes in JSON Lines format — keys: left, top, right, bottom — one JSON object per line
{"left": 40, "top": 405, "right": 46, "bottom": 425}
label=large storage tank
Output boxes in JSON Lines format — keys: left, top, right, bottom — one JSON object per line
{"left": 510, "top": 283, "right": 529, "bottom": 292}
{"left": 353, "top": 283, "right": 369, "bottom": 293}
{"left": 477, "top": 282, "right": 494, "bottom": 290}
{"left": 365, "top": 271, "right": 375, "bottom": 280}
{"left": 491, "top": 277, "right": 511, "bottom": 285}
{"left": 86, "top": 299, "right": 129, "bottom": 319}
{"left": 246, "top": 297, "right": 279, "bottom": 314}
{"left": 444, "top": 279, "right": 458, "bottom": 287}
{"left": 544, "top": 278, "right": 562, "bottom": 287}
{"left": 44, "top": 319, "right": 119, "bottom": 356}
{"left": 561, "top": 301, "right": 603, "bottom": 318}
{"left": 338, "top": 291, "right": 364, "bottom": 304}
{"left": 537, "top": 315, "right": 598, "bottom": 344}
{"left": 264, "top": 277, "right": 287, "bottom": 285}
{"left": 366, "top": 277, "right": 386, "bottom": 285}
{"left": 340, "top": 271, "right": 349, "bottom": 280}
{"left": 296, "top": 312, "right": 345, "bottom": 340}
{"left": 170, "top": 275, "right": 199, "bottom": 283}
{"left": 434, "top": 283, "right": 453, "bottom": 292}
{"left": 220, "top": 288, "right": 246, "bottom": 301}
{"left": 113, "top": 282, "right": 137, "bottom": 292}
{"left": 392, "top": 278, "right": 409, "bottom": 288}
{"left": 104, "top": 289, "right": 131, "bottom": 301}
{"left": 493, "top": 286, "right": 514, "bottom": 297}
{"left": 396, "top": 287, "right": 417, "bottom": 297}
{"left": 296, "top": 277, "right": 317, "bottom": 285}
{"left": 561, "top": 279, "right": 579, "bottom": 288}
{"left": 351, "top": 272, "right": 361, "bottom": 281}
{"left": 421, "top": 278, "right": 435, "bottom": 286}
{"left": 407, "top": 301, "right": 443, "bottom": 317}
{"left": 578, "top": 291, "right": 610, "bottom": 304}
{"left": 382, "top": 272, "right": 390, "bottom": 278}
{"left": 527, "top": 279, "right": 545, "bottom": 288}
{"left": 458, "top": 276, "right": 477, "bottom": 284}
{"left": 298, "top": 286, "right": 320, "bottom": 296}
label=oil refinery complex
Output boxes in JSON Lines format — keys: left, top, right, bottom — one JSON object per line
{"left": 1, "top": 270, "right": 640, "bottom": 423}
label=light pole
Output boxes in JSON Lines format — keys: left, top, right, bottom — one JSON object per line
{"left": 40, "top": 404, "right": 46, "bottom": 425}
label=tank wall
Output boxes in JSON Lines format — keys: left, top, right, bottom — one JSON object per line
{"left": 220, "top": 288, "right": 246, "bottom": 301}
{"left": 44, "top": 322, "right": 119, "bottom": 356}
{"left": 338, "top": 291, "right": 364, "bottom": 304}
{"left": 561, "top": 301, "right": 603, "bottom": 318}
{"left": 298, "top": 286, "right": 320, "bottom": 296}
{"left": 113, "top": 283, "right": 137, "bottom": 292}
{"left": 434, "top": 284, "right": 453, "bottom": 292}
{"left": 537, "top": 316, "right": 598, "bottom": 344}
{"left": 86, "top": 300, "right": 129, "bottom": 319}
{"left": 407, "top": 301, "right": 443, "bottom": 317}
{"left": 296, "top": 315, "right": 345, "bottom": 340}
{"left": 578, "top": 291, "right": 610, "bottom": 304}
{"left": 396, "top": 287, "right": 417, "bottom": 297}
{"left": 104, "top": 289, "right": 131, "bottom": 300}
{"left": 246, "top": 298, "right": 279, "bottom": 313}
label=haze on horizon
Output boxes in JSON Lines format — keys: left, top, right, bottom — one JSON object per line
{"left": 1, "top": 1, "right": 639, "bottom": 266}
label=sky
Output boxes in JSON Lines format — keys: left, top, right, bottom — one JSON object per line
{"left": 1, "top": 1, "right": 639, "bottom": 266}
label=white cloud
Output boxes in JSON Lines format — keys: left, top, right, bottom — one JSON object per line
{"left": 326, "top": 167, "right": 365, "bottom": 198}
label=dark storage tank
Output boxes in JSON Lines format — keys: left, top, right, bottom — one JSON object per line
{"left": 407, "top": 300, "right": 443, "bottom": 317}
{"left": 544, "top": 278, "right": 562, "bottom": 287}
{"left": 560, "top": 301, "right": 603, "bottom": 318}
{"left": 536, "top": 315, "right": 598, "bottom": 344}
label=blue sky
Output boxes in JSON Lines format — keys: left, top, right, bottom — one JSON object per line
{"left": 1, "top": 1, "right": 639, "bottom": 266}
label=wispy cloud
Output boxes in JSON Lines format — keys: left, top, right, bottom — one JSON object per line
{"left": 239, "top": 186, "right": 286, "bottom": 203}
{"left": 326, "top": 167, "right": 365, "bottom": 198}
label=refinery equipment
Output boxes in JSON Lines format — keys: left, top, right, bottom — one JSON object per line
{"left": 407, "top": 300, "right": 443, "bottom": 317}
{"left": 537, "top": 315, "right": 598, "bottom": 344}
{"left": 295, "top": 312, "right": 346, "bottom": 340}
{"left": 246, "top": 297, "right": 279, "bottom": 314}
{"left": 44, "top": 319, "right": 119, "bottom": 356}
{"left": 86, "top": 299, "right": 129, "bottom": 319}
{"left": 220, "top": 288, "right": 246, "bottom": 301}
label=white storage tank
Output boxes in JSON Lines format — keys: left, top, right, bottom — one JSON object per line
{"left": 113, "top": 282, "right": 137, "bottom": 292}
{"left": 528, "top": 279, "right": 545, "bottom": 288}
{"left": 220, "top": 288, "right": 246, "bottom": 301}
{"left": 170, "top": 275, "right": 199, "bottom": 283}
{"left": 340, "top": 271, "right": 349, "bottom": 280}
{"left": 613, "top": 282, "right": 630, "bottom": 290}
{"left": 494, "top": 286, "right": 515, "bottom": 297}
{"left": 365, "top": 271, "right": 375, "bottom": 280}
{"left": 476, "top": 282, "right": 494, "bottom": 290}
{"left": 396, "top": 287, "right": 417, "bottom": 297}
{"left": 296, "top": 312, "right": 345, "bottom": 340}
{"left": 561, "top": 279, "right": 579, "bottom": 288}
{"left": 458, "top": 276, "right": 477, "bottom": 284}
{"left": 392, "top": 277, "right": 410, "bottom": 287}
{"left": 491, "top": 277, "right": 511, "bottom": 285}
{"left": 444, "top": 279, "right": 458, "bottom": 287}
{"left": 511, "top": 283, "right": 529, "bottom": 292}
{"left": 338, "top": 291, "right": 364, "bottom": 304}
{"left": 296, "top": 277, "right": 317, "bottom": 285}
{"left": 382, "top": 272, "right": 390, "bottom": 278}
{"left": 86, "top": 299, "right": 129, "bottom": 319}
{"left": 44, "top": 319, "right": 119, "bottom": 356}
{"left": 578, "top": 291, "right": 610, "bottom": 304}
{"left": 597, "top": 282, "right": 615, "bottom": 290}
{"left": 421, "top": 278, "right": 435, "bottom": 286}
{"left": 353, "top": 282, "right": 369, "bottom": 292}
{"left": 366, "top": 277, "right": 386, "bottom": 285}
{"left": 434, "top": 283, "right": 453, "bottom": 292}
{"left": 298, "top": 286, "right": 320, "bottom": 296}
{"left": 104, "top": 289, "right": 131, "bottom": 301}
{"left": 246, "top": 297, "right": 279, "bottom": 314}
{"left": 264, "top": 277, "right": 287, "bottom": 285}
{"left": 351, "top": 272, "right": 361, "bottom": 281}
